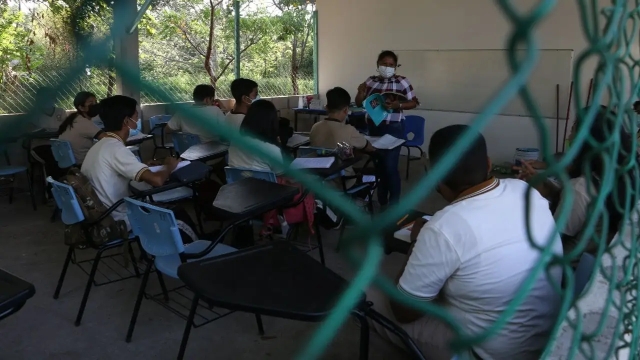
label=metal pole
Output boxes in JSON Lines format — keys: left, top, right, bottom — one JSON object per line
{"left": 128, "top": 0, "right": 154, "bottom": 35}
{"left": 234, "top": 0, "right": 241, "bottom": 79}
{"left": 313, "top": 9, "right": 319, "bottom": 95}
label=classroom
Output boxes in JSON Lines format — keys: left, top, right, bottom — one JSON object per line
{"left": 0, "top": 0, "right": 637, "bottom": 359}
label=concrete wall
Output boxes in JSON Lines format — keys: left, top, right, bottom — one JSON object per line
{"left": 316, "top": 0, "right": 635, "bottom": 162}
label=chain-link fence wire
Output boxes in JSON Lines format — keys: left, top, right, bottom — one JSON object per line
{"left": 0, "top": 1, "right": 114, "bottom": 114}
{"left": 2, "top": 0, "right": 640, "bottom": 359}
{"left": 138, "top": 0, "right": 314, "bottom": 104}
{"left": 1, "top": 0, "right": 314, "bottom": 113}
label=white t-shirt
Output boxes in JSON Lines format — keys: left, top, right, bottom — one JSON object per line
{"left": 398, "top": 178, "right": 563, "bottom": 360}
{"left": 555, "top": 176, "right": 593, "bottom": 237}
{"left": 225, "top": 112, "right": 245, "bottom": 131}
{"left": 81, "top": 136, "right": 148, "bottom": 228}
{"left": 228, "top": 138, "right": 283, "bottom": 173}
{"left": 167, "top": 105, "right": 226, "bottom": 143}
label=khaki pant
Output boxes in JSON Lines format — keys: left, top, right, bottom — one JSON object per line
{"left": 366, "top": 287, "right": 456, "bottom": 360}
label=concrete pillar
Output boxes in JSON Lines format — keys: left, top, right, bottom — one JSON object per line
{"left": 112, "top": 0, "right": 140, "bottom": 102}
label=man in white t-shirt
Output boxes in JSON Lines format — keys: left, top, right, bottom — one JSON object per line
{"left": 81, "top": 95, "right": 179, "bottom": 228}
{"left": 166, "top": 84, "right": 226, "bottom": 143}
{"left": 225, "top": 78, "right": 259, "bottom": 131}
{"left": 368, "top": 125, "right": 563, "bottom": 360}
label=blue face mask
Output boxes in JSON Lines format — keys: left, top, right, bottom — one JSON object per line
{"left": 128, "top": 118, "right": 141, "bottom": 136}
{"left": 245, "top": 95, "right": 261, "bottom": 105}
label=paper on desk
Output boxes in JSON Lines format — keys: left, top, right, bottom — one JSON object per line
{"left": 287, "top": 133, "right": 309, "bottom": 147}
{"left": 291, "top": 157, "right": 334, "bottom": 169}
{"left": 365, "top": 134, "right": 404, "bottom": 150}
{"left": 128, "top": 132, "right": 148, "bottom": 141}
{"left": 149, "top": 160, "right": 191, "bottom": 173}
{"left": 362, "top": 175, "right": 376, "bottom": 183}
{"left": 394, "top": 215, "right": 432, "bottom": 243}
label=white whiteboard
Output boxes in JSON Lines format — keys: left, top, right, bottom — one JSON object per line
{"left": 393, "top": 49, "right": 573, "bottom": 118}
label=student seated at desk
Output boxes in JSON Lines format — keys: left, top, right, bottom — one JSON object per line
{"left": 29, "top": 87, "right": 68, "bottom": 180}
{"left": 58, "top": 91, "right": 106, "bottom": 164}
{"left": 518, "top": 106, "right": 637, "bottom": 257}
{"left": 368, "top": 125, "right": 563, "bottom": 360}
{"left": 166, "top": 84, "right": 226, "bottom": 143}
{"left": 81, "top": 95, "right": 199, "bottom": 243}
{"left": 310, "top": 87, "right": 375, "bottom": 189}
{"left": 226, "top": 78, "right": 259, "bottom": 131}
{"left": 228, "top": 99, "right": 284, "bottom": 172}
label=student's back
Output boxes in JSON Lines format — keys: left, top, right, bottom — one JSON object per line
{"left": 167, "top": 105, "right": 225, "bottom": 143}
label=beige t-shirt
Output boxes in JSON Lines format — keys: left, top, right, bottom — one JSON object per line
{"left": 310, "top": 119, "right": 368, "bottom": 188}
{"left": 59, "top": 117, "right": 103, "bottom": 164}
{"left": 29, "top": 107, "right": 67, "bottom": 148}
{"left": 167, "top": 105, "right": 226, "bottom": 143}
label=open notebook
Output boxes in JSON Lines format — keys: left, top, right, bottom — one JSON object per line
{"left": 291, "top": 157, "right": 334, "bottom": 169}
{"left": 365, "top": 134, "right": 405, "bottom": 150}
{"left": 149, "top": 160, "right": 191, "bottom": 173}
{"left": 394, "top": 215, "right": 432, "bottom": 243}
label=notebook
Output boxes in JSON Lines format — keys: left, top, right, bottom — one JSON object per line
{"left": 291, "top": 157, "right": 335, "bottom": 169}
{"left": 149, "top": 160, "right": 191, "bottom": 173}
{"left": 128, "top": 132, "right": 148, "bottom": 141}
{"left": 365, "top": 134, "right": 405, "bottom": 150}
{"left": 394, "top": 215, "right": 432, "bottom": 243}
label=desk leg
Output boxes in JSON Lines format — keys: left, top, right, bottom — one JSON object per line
{"left": 255, "top": 314, "right": 265, "bottom": 335}
{"left": 353, "top": 311, "right": 370, "bottom": 360}
{"left": 294, "top": 111, "right": 299, "bottom": 131}
{"left": 178, "top": 295, "right": 199, "bottom": 360}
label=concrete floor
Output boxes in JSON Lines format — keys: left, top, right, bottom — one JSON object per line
{"left": 0, "top": 159, "right": 626, "bottom": 360}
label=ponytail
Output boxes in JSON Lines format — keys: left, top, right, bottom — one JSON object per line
{"left": 58, "top": 112, "right": 81, "bottom": 135}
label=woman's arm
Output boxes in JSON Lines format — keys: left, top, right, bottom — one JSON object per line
{"left": 355, "top": 82, "right": 368, "bottom": 107}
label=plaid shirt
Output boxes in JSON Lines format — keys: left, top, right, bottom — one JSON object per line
{"left": 364, "top": 75, "right": 418, "bottom": 122}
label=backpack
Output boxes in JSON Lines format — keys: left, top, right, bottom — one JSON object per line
{"left": 62, "top": 168, "right": 129, "bottom": 247}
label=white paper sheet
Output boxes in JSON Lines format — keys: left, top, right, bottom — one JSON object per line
{"left": 128, "top": 132, "right": 148, "bottom": 141}
{"left": 365, "top": 134, "right": 405, "bottom": 150}
{"left": 393, "top": 215, "right": 432, "bottom": 243}
{"left": 149, "top": 160, "right": 191, "bottom": 173}
{"left": 287, "top": 134, "right": 310, "bottom": 147}
{"left": 291, "top": 157, "right": 335, "bottom": 169}
{"left": 362, "top": 175, "right": 376, "bottom": 183}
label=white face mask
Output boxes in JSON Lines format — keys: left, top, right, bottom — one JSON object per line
{"left": 378, "top": 66, "right": 395, "bottom": 78}
{"left": 245, "top": 95, "right": 261, "bottom": 105}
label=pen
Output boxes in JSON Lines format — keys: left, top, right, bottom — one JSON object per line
{"left": 396, "top": 214, "right": 408, "bottom": 225}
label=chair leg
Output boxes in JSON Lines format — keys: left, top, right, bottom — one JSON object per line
{"left": 53, "top": 246, "right": 74, "bottom": 299}
{"left": 255, "top": 314, "right": 265, "bottom": 335}
{"left": 405, "top": 147, "right": 410, "bottom": 181}
{"left": 353, "top": 311, "right": 370, "bottom": 360}
{"left": 8, "top": 175, "right": 14, "bottom": 204}
{"left": 315, "top": 221, "right": 325, "bottom": 266}
{"left": 156, "top": 271, "right": 170, "bottom": 302}
{"left": 125, "top": 260, "right": 153, "bottom": 343}
{"left": 74, "top": 249, "right": 104, "bottom": 326}
{"left": 26, "top": 170, "right": 37, "bottom": 211}
{"left": 127, "top": 242, "right": 141, "bottom": 278}
{"left": 177, "top": 295, "right": 199, "bottom": 360}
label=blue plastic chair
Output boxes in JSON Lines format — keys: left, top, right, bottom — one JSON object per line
{"left": 0, "top": 145, "right": 36, "bottom": 210}
{"left": 402, "top": 115, "right": 427, "bottom": 180}
{"left": 50, "top": 139, "right": 77, "bottom": 168}
{"left": 172, "top": 132, "right": 201, "bottom": 155}
{"left": 123, "top": 198, "right": 236, "bottom": 342}
{"left": 149, "top": 115, "right": 174, "bottom": 160}
{"left": 224, "top": 166, "right": 277, "bottom": 184}
{"left": 47, "top": 177, "right": 141, "bottom": 326}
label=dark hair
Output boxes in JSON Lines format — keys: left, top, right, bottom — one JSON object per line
{"left": 571, "top": 106, "right": 638, "bottom": 234}
{"left": 428, "top": 125, "right": 489, "bottom": 192}
{"left": 230, "top": 78, "right": 258, "bottom": 102}
{"left": 97, "top": 95, "right": 138, "bottom": 132}
{"left": 58, "top": 91, "right": 96, "bottom": 134}
{"left": 377, "top": 50, "right": 398, "bottom": 65}
{"left": 240, "top": 99, "right": 280, "bottom": 146}
{"left": 634, "top": 101, "right": 640, "bottom": 109}
{"left": 193, "top": 84, "right": 216, "bottom": 103}
{"left": 326, "top": 87, "right": 351, "bottom": 113}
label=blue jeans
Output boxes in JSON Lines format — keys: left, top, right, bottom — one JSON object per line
{"left": 369, "top": 121, "right": 404, "bottom": 206}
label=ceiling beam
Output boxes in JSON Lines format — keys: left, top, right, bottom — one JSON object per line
{"left": 127, "top": 0, "right": 154, "bottom": 34}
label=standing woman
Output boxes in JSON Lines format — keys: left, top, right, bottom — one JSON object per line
{"left": 355, "top": 50, "right": 419, "bottom": 207}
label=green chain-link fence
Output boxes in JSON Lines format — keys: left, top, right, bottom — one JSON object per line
{"left": 2, "top": 0, "right": 640, "bottom": 359}
{"left": 0, "top": 0, "right": 315, "bottom": 113}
